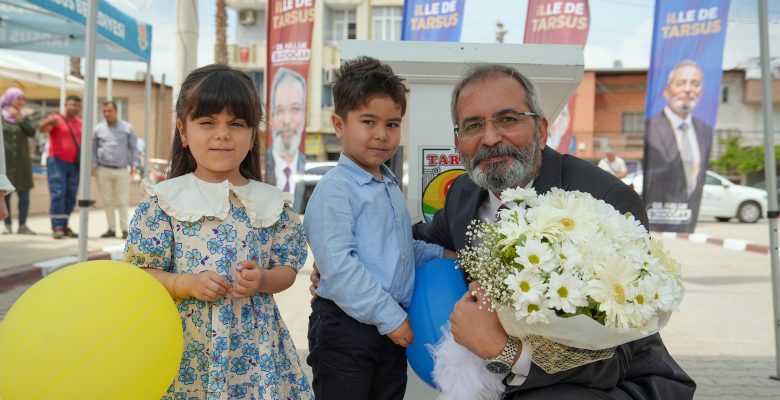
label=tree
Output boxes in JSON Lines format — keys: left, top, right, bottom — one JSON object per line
{"left": 710, "top": 136, "right": 780, "bottom": 175}
{"left": 215, "top": 0, "right": 228, "bottom": 64}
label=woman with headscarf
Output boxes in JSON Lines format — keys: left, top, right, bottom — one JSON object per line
{"left": 1, "top": 87, "right": 36, "bottom": 234}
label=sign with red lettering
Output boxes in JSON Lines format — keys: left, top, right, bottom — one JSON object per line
{"left": 421, "top": 147, "right": 465, "bottom": 222}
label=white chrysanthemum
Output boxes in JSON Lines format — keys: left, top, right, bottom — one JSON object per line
{"left": 556, "top": 241, "right": 583, "bottom": 272}
{"left": 496, "top": 215, "right": 530, "bottom": 248}
{"left": 546, "top": 271, "right": 588, "bottom": 314}
{"left": 514, "top": 298, "right": 553, "bottom": 325}
{"left": 526, "top": 194, "right": 599, "bottom": 244}
{"left": 500, "top": 187, "right": 539, "bottom": 207}
{"left": 504, "top": 268, "right": 547, "bottom": 304}
{"left": 630, "top": 276, "right": 660, "bottom": 326}
{"left": 598, "top": 208, "right": 648, "bottom": 250}
{"left": 648, "top": 238, "right": 682, "bottom": 282}
{"left": 654, "top": 275, "right": 684, "bottom": 312}
{"left": 587, "top": 255, "right": 641, "bottom": 329}
{"left": 514, "top": 238, "right": 555, "bottom": 271}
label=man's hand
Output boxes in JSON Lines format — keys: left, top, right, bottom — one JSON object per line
{"left": 309, "top": 262, "right": 320, "bottom": 304}
{"left": 450, "top": 282, "right": 510, "bottom": 359}
{"left": 186, "top": 271, "right": 232, "bottom": 302}
{"left": 232, "top": 260, "right": 264, "bottom": 298}
{"left": 387, "top": 318, "right": 414, "bottom": 348}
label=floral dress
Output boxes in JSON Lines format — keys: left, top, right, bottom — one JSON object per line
{"left": 124, "top": 174, "right": 312, "bottom": 400}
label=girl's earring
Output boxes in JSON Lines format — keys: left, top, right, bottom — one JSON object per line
{"left": 249, "top": 146, "right": 253, "bottom": 152}
{"left": 182, "top": 143, "right": 187, "bottom": 149}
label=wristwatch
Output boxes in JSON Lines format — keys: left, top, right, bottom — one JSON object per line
{"left": 485, "top": 336, "right": 520, "bottom": 374}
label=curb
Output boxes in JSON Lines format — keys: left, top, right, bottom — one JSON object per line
{"left": 0, "top": 244, "right": 124, "bottom": 293}
{"left": 660, "top": 232, "right": 771, "bottom": 255}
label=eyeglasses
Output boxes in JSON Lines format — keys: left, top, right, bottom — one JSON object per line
{"left": 454, "top": 111, "right": 537, "bottom": 139}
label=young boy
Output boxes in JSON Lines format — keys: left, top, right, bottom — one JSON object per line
{"left": 304, "top": 57, "right": 451, "bottom": 399}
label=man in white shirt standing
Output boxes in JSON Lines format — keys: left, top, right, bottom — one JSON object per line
{"left": 597, "top": 147, "right": 627, "bottom": 179}
{"left": 92, "top": 101, "right": 139, "bottom": 239}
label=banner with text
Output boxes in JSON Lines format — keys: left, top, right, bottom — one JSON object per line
{"left": 401, "top": 0, "right": 466, "bottom": 41}
{"left": 524, "top": 0, "right": 590, "bottom": 155}
{"left": 266, "top": 0, "right": 316, "bottom": 212}
{"left": 643, "top": 0, "right": 730, "bottom": 233}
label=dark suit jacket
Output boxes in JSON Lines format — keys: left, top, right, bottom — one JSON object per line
{"left": 265, "top": 149, "right": 306, "bottom": 213}
{"left": 643, "top": 113, "right": 713, "bottom": 232}
{"left": 413, "top": 147, "right": 696, "bottom": 399}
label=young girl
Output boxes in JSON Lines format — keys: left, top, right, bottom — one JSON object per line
{"left": 124, "top": 64, "right": 312, "bottom": 400}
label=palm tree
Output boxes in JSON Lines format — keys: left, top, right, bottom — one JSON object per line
{"left": 215, "top": 0, "right": 228, "bottom": 64}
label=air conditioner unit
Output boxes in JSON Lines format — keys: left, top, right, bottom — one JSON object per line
{"left": 239, "top": 9, "right": 256, "bottom": 26}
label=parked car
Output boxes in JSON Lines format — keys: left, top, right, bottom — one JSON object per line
{"left": 300, "top": 161, "right": 338, "bottom": 213}
{"left": 622, "top": 170, "right": 768, "bottom": 223}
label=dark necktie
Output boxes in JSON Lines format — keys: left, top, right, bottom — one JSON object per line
{"left": 283, "top": 166, "right": 291, "bottom": 193}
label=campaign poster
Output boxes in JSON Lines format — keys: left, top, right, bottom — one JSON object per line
{"left": 421, "top": 147, "right": 465, "bottom": 222}
{"left": 643, "top": 0, "right": 730, "bottom": 233}
{"left": 265, "top": 0, "right": 316, "bottom": 212}
{"left": 401, "top": 0, "right": 466, "bottom": 41}
{"left": 523, "top": 0, "right": 590, "bottom": 155}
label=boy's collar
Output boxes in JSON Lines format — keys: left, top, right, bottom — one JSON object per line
{"left": 338, "top": 152, "right": 398, "bottom": 186}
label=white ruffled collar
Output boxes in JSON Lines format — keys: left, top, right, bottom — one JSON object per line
{"left": 143, "top": 173, "right": 293, "bottom": 228}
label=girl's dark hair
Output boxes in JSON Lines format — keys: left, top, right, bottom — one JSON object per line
{"left": 332, "top": 56, "right": 408, "bottom": 119}
{"left": 169, "top": 64, "right": 263, "bottom": 180}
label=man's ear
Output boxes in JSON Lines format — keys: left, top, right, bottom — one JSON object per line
{"left": 537, "top": 117, "right": 549, "bottom": 149}
{"left": 331, "top": 114, "right": 345, "bottom": 139}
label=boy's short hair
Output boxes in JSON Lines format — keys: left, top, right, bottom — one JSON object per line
{"left": 332, "top": 56, "right": 409, "bottom": 119}
{"left": 65, "top": 95, "right": 81, "bottom": 103}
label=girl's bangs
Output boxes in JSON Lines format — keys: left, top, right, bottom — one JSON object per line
{"left": 187, "top": 71, "right": 259, "bottom": 125}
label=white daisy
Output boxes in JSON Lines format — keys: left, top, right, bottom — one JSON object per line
{"left": 630, "top": 276, "right": 660, "bottom": 326}
{"left": 514, "top": 238, "right": 555, "bottom": 271}
{"left": 556, "top": 241, "right": 583, "bottom": 272}
{"left": 587, "top": 255, "right": 641, "bottom": 329}
{"left": 504, "top": 268, "right": 547, "bottom": 304}
{"left": 546, "top": 271, "right": 588, "bottom": 314}
{"left": 500, "top": 187, "right": 539, "bottom": 207}
{"left": 514, "top": 298, "right": 553, "bottom": 325}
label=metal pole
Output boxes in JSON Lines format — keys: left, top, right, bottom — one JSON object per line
{"left": 758, "top": 0, "right": 780, "bottom": 381}
{"left": 145, "top": 62, "right": 151, "bottom": 175}
{"left": 77, "top": 0, "right": 99, "bottom": 262}
{"left": 60, "top": 57, "right": 67, "bottom": 114}
{"left": 107, "top": 60, "right": 113, "bottom": 101}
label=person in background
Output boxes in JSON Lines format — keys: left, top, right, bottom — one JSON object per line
{"left": 597, "top": 147, "right": 628, "bottom": 179}
{"left": 92, "top": 100, "right": 139, "bottom": 239}
{"left": 0, "top": 119, "right": 14, "bottom": 221}
{"left": 1, "top": 87, "right": 36, "bottom": 235}
{"left": 38, "top": 95, "right": 82, "bottom": 239}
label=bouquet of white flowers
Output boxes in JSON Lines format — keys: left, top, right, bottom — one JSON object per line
{"left": 431, "top": 187, "right": 684, "bottom": 400}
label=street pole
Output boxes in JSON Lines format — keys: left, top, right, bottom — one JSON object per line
{"left": 145, "top": 62, "right": 151, "bottom": 175}
{"left": 174, "top": 0, "right": 198, "bottom": 101}
{"left": 758, "top": 0, "right": 780, "bottom": 381}
{"left": 77, "top": 0, "right": 99, "bottom": 261}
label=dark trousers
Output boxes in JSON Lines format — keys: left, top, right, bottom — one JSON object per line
{"left": 307, "top": 298, "right": 407, "bottom": 400}
{"left": 47, "top": 157, "right": 79, "bottom": 229}
{"left": 4, "top": 190, "right": 30, "bottom": 226}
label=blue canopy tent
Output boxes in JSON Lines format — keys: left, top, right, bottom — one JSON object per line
{"left": 0, "top": 0, "right": 152, "bottom": 260}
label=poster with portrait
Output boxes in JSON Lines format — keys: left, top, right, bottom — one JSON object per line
{"left": 524, "top": 0, "right": 590, "bottom": 155}
{"left": 643, "top": 0, "right": 730, "bottom": 233}
{"left": 266, "top": 0, "right": 316, "bottom": 212}
{"left": 420, "top": 147, "right": 465, "bottom": 222}
{"left": 401, "top": 0, "right": 466, "bottom": 41}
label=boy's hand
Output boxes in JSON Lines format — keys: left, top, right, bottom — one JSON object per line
{"left": 444, "top": 249, "right": 457, "bottom": 259}
{"left": 387, "top": 318, "right": 414, "bottom": 348}
{"left": 309, "top": 262, "right": 321, "bottom": 304}
{"left": 232, "top": 260, "right": 264, "bottom": 298}
{"left": 187, "top": 271, "right": 232, "bottom": 301}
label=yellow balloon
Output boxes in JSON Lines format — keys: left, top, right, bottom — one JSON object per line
{"left": 0, "top": 261, "right": 183, "bottom": 400}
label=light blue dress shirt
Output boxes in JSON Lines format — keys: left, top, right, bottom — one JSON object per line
{"left": 304, "top": 153, "right": 444, "bottom": 335}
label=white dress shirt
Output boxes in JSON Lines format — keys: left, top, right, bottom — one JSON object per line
{"left": 663, "top": 107, "right": 700, "bottom": 194}
{"left": 476, "top": 180, "right": 535, "bottom": 385}
{"left": 272, "top": 150, "right": 300, "bottom": 194}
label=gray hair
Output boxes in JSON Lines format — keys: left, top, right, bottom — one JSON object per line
{"left": 450, "top": 64, "right": 545, "bottom": 126}
{"left": 666, "top": 59, "right": 703, "bottom": 87}
{"left": 270, "top": 67, "right": 307, "bottom": 114}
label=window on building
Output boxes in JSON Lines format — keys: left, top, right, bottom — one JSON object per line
{"left": 621, "top": 112, "right": 644, "bottom": 135}
{"left": 721, "top": 86, "right": 729, "bottom": 103}
{"left": 322, "top": 69, "right": 334, "bottom": 108}
{"left": 327, "top": 8, "right": 357, "bottom": 41}
{"left": 372, "top": 7, "right": 402, "bottom": 41}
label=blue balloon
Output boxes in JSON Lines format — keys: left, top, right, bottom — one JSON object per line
{"left": 406, "top": 258, "right": 468, "bottom": 389}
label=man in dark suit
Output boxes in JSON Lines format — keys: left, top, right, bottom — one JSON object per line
{"left": 266, "top": 67, "right": 307, "bottom": 213}
{"left": 413, "top": 64, "right": 695, "bottom": 399}
{"left": 643, "top": 60, "right": 713, "bottom": 232}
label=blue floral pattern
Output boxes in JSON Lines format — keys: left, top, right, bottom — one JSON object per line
{"left": 125, "top": 194, "right": 311, "bottom": 400}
